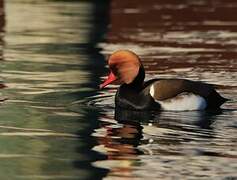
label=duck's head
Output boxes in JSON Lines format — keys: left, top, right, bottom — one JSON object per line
{"left": 100, "top": 50, "right": 145, "bottom": 89}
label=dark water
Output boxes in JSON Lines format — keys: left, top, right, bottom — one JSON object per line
{"left": 0, "top": 0, "right": 236, "bottom": 179}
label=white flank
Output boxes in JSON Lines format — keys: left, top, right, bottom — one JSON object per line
{"left": 150, "top": 84, "right": 155, "bottom": 97}
{"left": 150, "top": 85, "right": 207, "bottom": 111}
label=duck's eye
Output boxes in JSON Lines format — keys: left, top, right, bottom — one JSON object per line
{"left": 110, "top": 66, "right": 119, "bottom": 76}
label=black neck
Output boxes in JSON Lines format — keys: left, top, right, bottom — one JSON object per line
{"left": 123, "top": 66, "right": 145, "bottom": 91}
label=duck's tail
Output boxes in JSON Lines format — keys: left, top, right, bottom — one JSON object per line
{"left": 206, "top": 90, "right": 229, "bottom": 109}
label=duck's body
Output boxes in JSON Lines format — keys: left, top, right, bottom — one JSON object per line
{"left": 116, "top": 78, "right": 227, "bottom": 111}
{"left": 100, "top": 50, "right": 228, "bottom": 111}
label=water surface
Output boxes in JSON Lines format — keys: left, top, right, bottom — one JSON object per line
{"left": 0, "top": 0, "right": 236, "bottom": 179}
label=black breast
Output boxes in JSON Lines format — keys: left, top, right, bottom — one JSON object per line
{"left": 115, "top": 84, "right": 160, "bottom": 110}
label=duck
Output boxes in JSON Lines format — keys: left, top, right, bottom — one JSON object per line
{"left": 100, "top": 50, "right": 228, "bottom": 111}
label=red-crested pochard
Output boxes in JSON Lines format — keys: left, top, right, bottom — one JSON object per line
{"left": 100, "top": 50, "right": 228, "bottom": 111}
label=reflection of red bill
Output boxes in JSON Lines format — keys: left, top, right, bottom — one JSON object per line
{"left": 0, "top": 83, "right": 6, "bottom": 89}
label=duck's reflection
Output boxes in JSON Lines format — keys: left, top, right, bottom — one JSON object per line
{"left": 95, "top": 106, "right": 222, "bottom": 176}
{"left": 95, "top": 109, "right": 144, "bottom": 178}
{"left": 115, "top": 106, "right": 222, "bottom": 130}
{"left": 97, "top": 110, "right": 144, "bottom": 159}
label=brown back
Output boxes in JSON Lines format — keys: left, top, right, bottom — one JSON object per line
{"left": 151, "top": 79, "right": 213, "bottom": 101}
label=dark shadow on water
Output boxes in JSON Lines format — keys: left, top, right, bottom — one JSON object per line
{"left": 71, "top": 1, "right": 111, "bottom": 179}
{"left": 73, "top": 108, "right": 109, "bottom": 179}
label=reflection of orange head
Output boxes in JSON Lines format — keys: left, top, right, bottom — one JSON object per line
{"left": 97, "top": 116, "right": 142, "bottom": 160}
{"left": 100, "top": 50, "right": 142, "bottom": 88}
